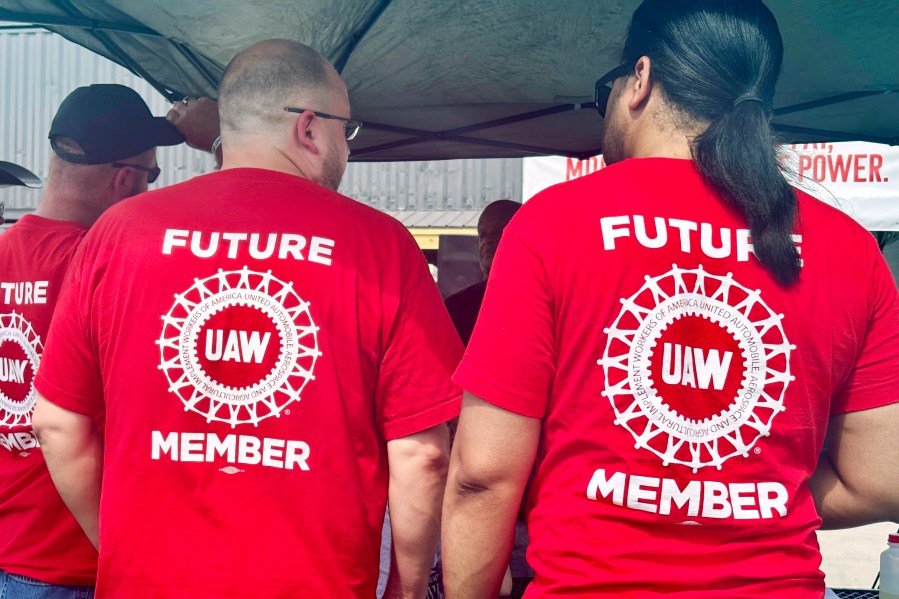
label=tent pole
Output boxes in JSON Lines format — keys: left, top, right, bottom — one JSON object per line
{"left": 773, "top": 124, "right": 893, "bottom": 145}
{"left": 355, "top": 103, "right": 601, "bottom": 157}
{"left": 352, "top": 133, "right": 586, "bottom": 158}
{"left": 774, "top": 90, "right": 896, "bottom": 116}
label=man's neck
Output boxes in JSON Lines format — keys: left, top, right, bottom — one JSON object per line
{"left": 220, "top": 140, "right": 315, "bottom": 183}
{"left": 629, "top": 127, "right": 697, "bottom": 161}
{"left": 33, "top": 186, "right": 103, "bottom": 227}
{"left": 630, "top": 138, "right": 695, "bottom": 160}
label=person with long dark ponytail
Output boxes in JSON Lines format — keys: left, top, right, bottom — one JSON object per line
{"left": 615, "top": 0, "right": 802, "bottom": 286}
{"left": 443, "top": 1, "right": 899, "bottom": 597}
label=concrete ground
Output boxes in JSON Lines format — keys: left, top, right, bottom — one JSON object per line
{"left": 819, "top": 522, "right": 897, "bottom": 589}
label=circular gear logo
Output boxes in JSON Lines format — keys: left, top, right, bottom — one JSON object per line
{"left": 0, "top": 313, "right": 42, "bottom": 429}
{"left": 158, "top": 268, "right": 320, "bottom": 427}
{"left": 598, "top": 265, "right": 793, "bottom": 472}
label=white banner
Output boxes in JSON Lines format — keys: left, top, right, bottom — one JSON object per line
{"left": 522, "top": 142, "right": 899, "bottom": 231}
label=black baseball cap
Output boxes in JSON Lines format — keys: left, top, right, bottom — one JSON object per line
{"left": 49, "top": 84, "right": 185, "bottom": 164}
{"left": 0, "top": 161, "right": 41, "bottom": 188}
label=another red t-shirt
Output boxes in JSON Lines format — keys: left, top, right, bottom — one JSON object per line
{"left": 35, "top": 169, "right": 463, "bottom": 598}
{"left": 0, "top": 214, "right": 97, "bottom": 586}
{"left": 455, "top": 158, "right": 899, "bottom": 598}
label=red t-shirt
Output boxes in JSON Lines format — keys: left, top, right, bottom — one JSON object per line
{"left": 35, "top": 169, "right": 463, "bottom": 598}
{"left": 0, "top": 214, "right": 97, "bottom": 585}
{"left": 455, "top": 158, "right": 899, "bottom": 598}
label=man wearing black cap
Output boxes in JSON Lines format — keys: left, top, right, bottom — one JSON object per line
{"left": 41, "top": 83, "right": 184, "bottom": 224}
{"left": 0, "top": 84, "right": 182, "bottom": 598}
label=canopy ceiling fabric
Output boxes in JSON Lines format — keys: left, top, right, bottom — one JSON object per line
{"left": 2, "top": 0, "right": 898, "bottom": 161}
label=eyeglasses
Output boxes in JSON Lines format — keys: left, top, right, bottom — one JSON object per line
{"left": 594, "top": 63, "right": 633, "bottom": 118}
{"left": 112, "top": 162, "right": 161, "bottom": 184}
{"left": 283, "top": 107, "right": 363, "bottom": 141}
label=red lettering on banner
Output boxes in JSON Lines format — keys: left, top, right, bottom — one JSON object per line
{"left": 792, "top": 143, "right": 831, "bottom": 151}
{"left": 871, "top": 154, "right": 884, "bottom": 182}
{"left": 830, "top": 155, "right": 851, "bottom": 182}
{"left": 853, "top": 155, "right": 867, "bottom": 182}
{"left": 796, "top": 152, "right": 888, "bottom": 184}
{"left": 797, "top": 155, "right": 811, "bottom": 179}
{"left": 565, "top": 156, "right": 606, "bottom": 181}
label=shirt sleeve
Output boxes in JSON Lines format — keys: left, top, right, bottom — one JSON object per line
{"left": 34, "top": 237, "right": 105, "bottom": 417}
{"left": 832, "top": 242, "right": 899, "bottom": 414}
{"left": 454, "top": 227, "right": 555, "bottom": 419}
{"left": 376, "top": 240, "right": 464, "bottom": 440}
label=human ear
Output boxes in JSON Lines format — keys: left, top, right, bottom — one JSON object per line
{"left": 627, "top": 56, "right": 653, "bottom": 111}
{"left": 111, "top": 167, "right": 134, "bottom": 196}
{"left": 294, "top": 110, "right": 321, "bottom": 155}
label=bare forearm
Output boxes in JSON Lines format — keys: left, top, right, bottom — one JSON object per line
{"left": 385, "top": 427, "right": 450, "bottom": 599}
{"left": 385, "top": 469, "right": 444, "bottom": 598}
{"left": 33, "top": 397, "right": 103, "bottom": 549}
{"left": 442, "top": 478, "right": 519, "bottom": 599}
{"left": 443, "top": 393, "right": 540, "bottom": 598}
{"left": 42, "top": 429, "right": 102, "bottom": 547}
{"left": 811, "top": 450, "right": 899, "bottom": 529}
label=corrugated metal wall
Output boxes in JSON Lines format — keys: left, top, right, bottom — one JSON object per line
{"left": 344, "top": 160, "right": 521, "bottom": 212}
{"left": 0, "top": 25, "right": 522, "bottom": 220}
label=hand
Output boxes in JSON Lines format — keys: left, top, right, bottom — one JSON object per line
{"left": 166, "top": 97, "right": 220, "bottom": 152}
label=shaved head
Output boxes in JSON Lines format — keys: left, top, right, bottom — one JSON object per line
{"left": 219, "top": 39, "right": 338, "bottom": 134}
{"left": 217, "top": 39, "right": 352, "bottom": 191}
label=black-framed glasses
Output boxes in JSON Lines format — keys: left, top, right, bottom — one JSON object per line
{"left": 112, "top": 162, "right": 161, "bottom": 184}
{"left": 594, "top": 63, "right": 633, "bottom": 118}
{"left": 283, "top": 107, "right": 363, "bottom": 141}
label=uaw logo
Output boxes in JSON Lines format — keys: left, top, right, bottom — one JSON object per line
{"left": 157, "top": 268, "right": 320, "bottom": 427}
{"left": 0, "top": 313, "right": 42, "bottom": 429}
{"left": 598, "top": 265, "right": 793, "bottom": 472}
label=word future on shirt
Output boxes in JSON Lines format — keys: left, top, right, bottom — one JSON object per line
{"left": 0, "top": 281, "right": 49, "bottom": 305}
{"left": 162, "top": 230, "right": 336, "bottom": 266}
{"left": 600, "top": 216, "right": 803, "bottom": 262}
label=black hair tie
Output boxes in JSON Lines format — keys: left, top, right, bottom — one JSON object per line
{"left": 733, "top": 94, "right": 764, "bottom": 108}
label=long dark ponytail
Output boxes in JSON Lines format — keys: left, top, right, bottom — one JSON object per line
{"left": 622, "top": 0, "right": 800, "bottom": 285}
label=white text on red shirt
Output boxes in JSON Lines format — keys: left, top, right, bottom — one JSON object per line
{"left": 586, "top": 467, "right": 788, "bottom": 520}
{"left": 600, "top": 216, "right": 803, "bottom": 262}
{"left": 0, "top": 281, "right": 48, "bottom": 305}
{"left": 0, "top": 431, "right": 39, "bottom": 453}
{"left": 152, "top": 431, "right": 310, "bottom": 471}
{"left": 162, "top": 229, "right": 336, "bottom": 266}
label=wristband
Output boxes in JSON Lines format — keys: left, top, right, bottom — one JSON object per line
{"left": 211, "top": 136, "right": 222, "bottom": 155}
